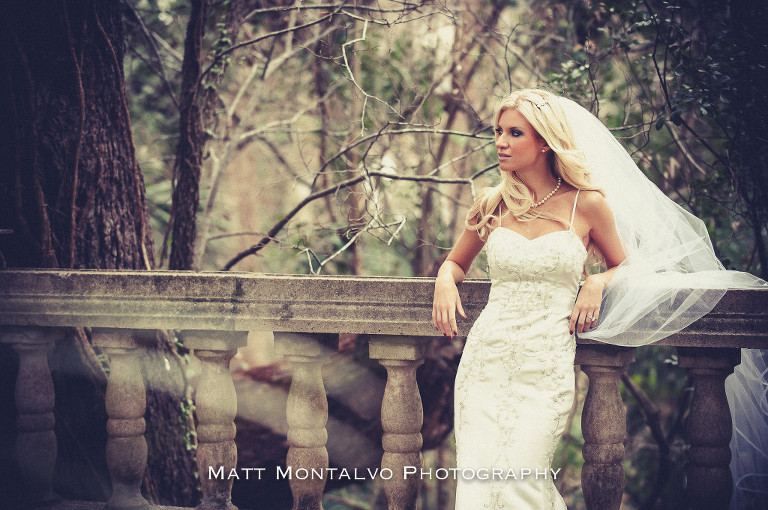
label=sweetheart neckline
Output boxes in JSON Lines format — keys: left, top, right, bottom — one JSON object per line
{"left": 489, "top": 226, "right": 588, "bottom": 255}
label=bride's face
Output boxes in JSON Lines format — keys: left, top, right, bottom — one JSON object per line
{"left": 495, "top": 108, "right": 548, "bottom": 174}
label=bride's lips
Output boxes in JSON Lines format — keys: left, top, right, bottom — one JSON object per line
{"left": 498, "top": 153, "right": 511, "bottom": 161}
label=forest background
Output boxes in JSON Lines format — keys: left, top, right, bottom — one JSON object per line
{"left": 1, "top": 0, "right": 767, "bottom": 509}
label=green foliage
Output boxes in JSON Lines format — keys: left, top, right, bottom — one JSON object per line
{"left": 179, "top": 398, "right": 197, "bottom": 451}
{"left": 633, "top": 0, "right": 768, "bottom": 274}
{"left": 95, "top": 352, "right": 111, "bottom": 376}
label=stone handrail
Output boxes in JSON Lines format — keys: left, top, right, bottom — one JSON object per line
{"left": 1, "top": 269, "right": 767, "bottom": 510}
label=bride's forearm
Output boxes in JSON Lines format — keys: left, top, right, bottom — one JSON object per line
{"left": 586, "top": 266, "right": 618, "bottom": 292}
{"left": 436, "top": 260, "right": 467, "bottom": 285}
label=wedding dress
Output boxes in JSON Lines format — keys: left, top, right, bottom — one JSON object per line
{"left": 454, "top": 191, "right": 585, "bottom": 509}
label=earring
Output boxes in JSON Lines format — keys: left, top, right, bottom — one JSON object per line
{"left": 541, "top": 148, "right": 547, "bottom": 153}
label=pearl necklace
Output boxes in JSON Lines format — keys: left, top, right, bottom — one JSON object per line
{"left": 532, "top": 177, "right": 561, "bottom": 208}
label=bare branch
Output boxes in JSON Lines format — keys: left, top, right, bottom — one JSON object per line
{"left": 122, "top": 0, "right": 179, "bottom": 109}
{"left": 193, "top": 24, "right": 340, "bottom": 268}
{"left": 665, "top": 123, "right": 710, "bottom": 177}
{"left": 427, "top": 140, "right": 495, "bottom": 177}
{"left": 237, "top": 81, "right": 342, "bottom": 144}
{"left": 201, "top": 5, "right": 344, "bottom": 81}
{"left": 311, "top": 127, "right": 492, "bottom": 191}
{"left": 312, "top": 217, "right": 375, "bottom": 274}
{"left": 247, "top": 134, "right": 313, "bottom": 189}
{"left": 341, "top": 19, "right": 405, "bottom": 129}
{"left": 242, "top": 2, "right": 426, "bottom": 22}
{"left": 222, "top": 173, "right": 362, "bottom": 270}
{"left": 221, "top": 165, "right": 493, "bottom": 271}
{"left": 152, "top": 28, "right": 184, "bottom": 64}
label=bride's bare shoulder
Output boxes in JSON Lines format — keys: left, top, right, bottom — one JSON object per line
{"left": 577, "top": 190, "right": 616, "bottom": 229}
{"left": 578, "top": 190, "right": 610, "bottom": 210}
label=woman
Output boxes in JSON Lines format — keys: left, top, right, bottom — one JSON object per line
{"left": 433, "top": 89, "right": 621, "bottom": 508}
{"left": 433, "top": 89, "right": 767, "bottom": 509}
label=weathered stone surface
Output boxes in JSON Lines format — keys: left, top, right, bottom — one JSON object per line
{"left": 2, "top": 270, "right": 768, "bottom": 510}
{"left": 275, "top": 333, "right": 331, "bottom": 510}
{"left": 93, "top": 329, "right": 150, "bottom": 510}
{"left": 1, "top": 327, "right": 59, "bottom": 506}
{"left": 1, "top": 270, "right": 767, "bottom": 347}
{"left": 578, "top": 345, "right": 636, "bottom": 510}
{"left": 370, "top": 336, "right": 425, "bottom": 510}
{"left": 678, "top": 347, "right": 741, "bottom": 510}
{"left": 188, "top": 332, "right": 246, "bottom": 510}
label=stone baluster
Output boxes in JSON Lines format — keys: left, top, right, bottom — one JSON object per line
{"left": 369, "top": 335, "right": 425, "bottom": 510}
{"left": 273, "top": 332, "right": 333, "bottom": 510}
{"left": 1, "top": 327, "right": 60, "bottom": 506}
{"left": 182, "top": 331, "right": 247, "bottom": 510}
{"left": 576, "top": 344, "right": 635, "bottom": 510}
{"left": 92, "top": 328, "right": 150, "bottom": 510}
{"left": 678, "top": 347, "right": 740, "bottom": 510}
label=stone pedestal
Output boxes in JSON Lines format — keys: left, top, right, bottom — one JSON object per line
{"left": 93, "top": 328, "right": 151, "bottom": 510}
{"left": 183, "top": 330, "right": 247, "bottom": 510}
{"left": 576, "top": 344, "right": 635, "bottom": 510}
{"left": 274, "top": 332, "right": 333, "bottom": 510}
{"left": 2, "top": 327, "right": 60, "bottom": 506}
{"left": 369, "top": 336, "right": 426, "bottom": 510}
{"left": 678, "top": 347, "right": 740, "bottom": 510}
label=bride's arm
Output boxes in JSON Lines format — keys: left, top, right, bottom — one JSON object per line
{"left": 570, "top": 191, "right": 626, "bottom": 334}
{"left": 433, "top": 228, "right": 485, "bottom": 338}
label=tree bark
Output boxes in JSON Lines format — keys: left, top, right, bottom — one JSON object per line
{"left": 0, "top": 1, "right": 197, "bottom": 506}
{"left": 168, "top": 0, "right": 205, "bottom": 271}
{"left": 0, "top": 0, "right": 153, "bottom": 270}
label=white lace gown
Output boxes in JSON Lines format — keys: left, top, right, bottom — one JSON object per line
{"left": 454, "top": 196, "right": 586, "bottom": 509}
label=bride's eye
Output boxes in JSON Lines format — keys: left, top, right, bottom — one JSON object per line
{"left": 495, "top": 127, "right": 503, "bottom": 135}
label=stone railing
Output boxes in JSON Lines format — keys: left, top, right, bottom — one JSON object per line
{"left": 1, "top": 269, "right": 766, "bottom": 510}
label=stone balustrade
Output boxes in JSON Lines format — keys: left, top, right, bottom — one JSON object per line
{"left": 1, "top": 269, "right": 767, "bottom": 510}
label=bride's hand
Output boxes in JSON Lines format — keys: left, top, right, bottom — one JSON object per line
{"left": 569, "top": 274, "right": 606, "bottom": 335}
{"left": 433, "top": 275, "right": 467, "bottom": 339}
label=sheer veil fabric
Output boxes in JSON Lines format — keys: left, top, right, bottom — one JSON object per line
{"left": 727, "top": 350, "right": 768, "bottom": 508}
{"left": 556, "top": 96, "right": 768, "bottom": 506}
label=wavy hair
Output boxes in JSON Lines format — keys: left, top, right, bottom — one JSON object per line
{"left": 466, "top": 89, "right": 604, "bottom": 240}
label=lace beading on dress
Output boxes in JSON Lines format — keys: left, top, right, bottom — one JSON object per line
{"left": 454, "top": 193, "right": 587, "bottom": 510}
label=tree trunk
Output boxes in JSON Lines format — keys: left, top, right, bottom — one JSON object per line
{"left": 0, "top": 1, "right": 197, "bottom": 506}
{"left": 0, "top": 0, "right": 153, "bottom": 270}
{"left": 168, "top": 0, "right": 205, "bottom": 271}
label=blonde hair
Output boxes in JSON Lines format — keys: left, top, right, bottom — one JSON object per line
{"left": 466, "top": 89, "right": 603, "bottom": 239}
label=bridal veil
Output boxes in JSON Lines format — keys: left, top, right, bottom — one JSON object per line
{"left": 554, "top": 95, "right": 767, "bottom": 507}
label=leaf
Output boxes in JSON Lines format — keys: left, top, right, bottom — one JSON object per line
{"left": 655, "top": 114, "right": 667, "bottom": 130}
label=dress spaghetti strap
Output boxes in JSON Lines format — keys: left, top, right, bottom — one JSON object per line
{"left": 569, "top": 189, "right": 580, "bottom": 230}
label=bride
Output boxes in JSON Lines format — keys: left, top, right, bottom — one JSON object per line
{"left": 432, "top": 89, "right": 767, "bottom": 509}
